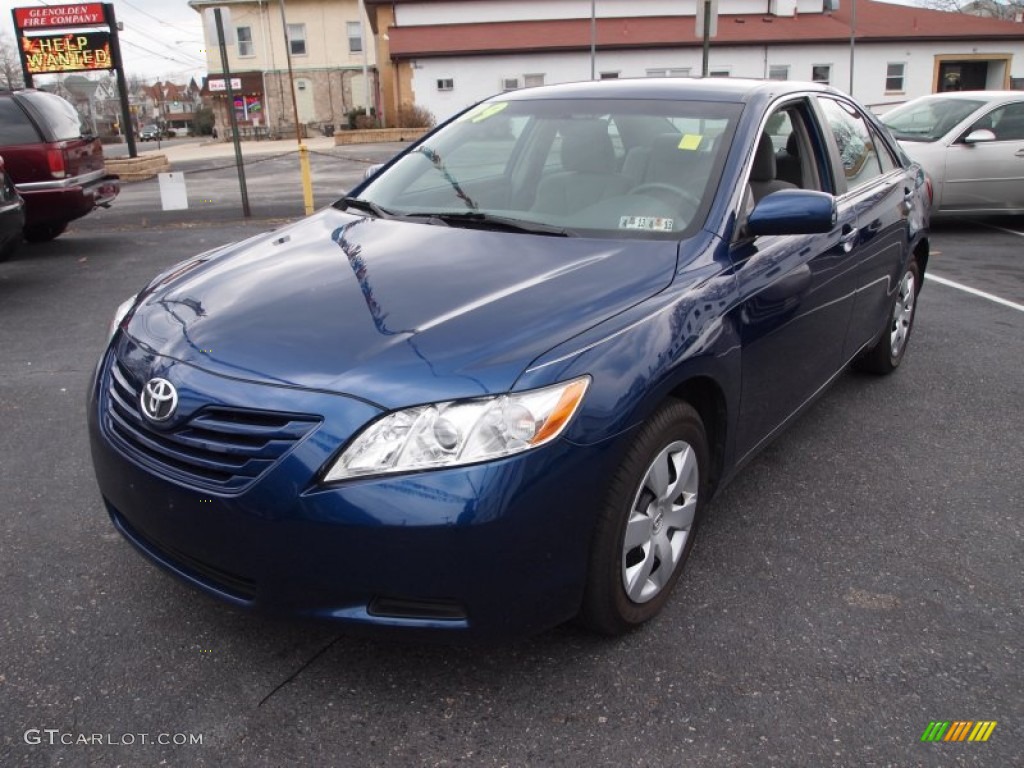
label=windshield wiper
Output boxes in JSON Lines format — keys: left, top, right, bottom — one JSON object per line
{"left": 335, "top": 196, "right": 396, "bottom": 219}
{"left": 405, "top": 211, "right": 577, "bottom": 237}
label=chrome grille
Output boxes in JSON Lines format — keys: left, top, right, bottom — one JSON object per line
{"left": 103, "top": 355, "right": 320, "bottom": 492}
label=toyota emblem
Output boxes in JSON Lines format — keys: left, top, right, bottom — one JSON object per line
{"left": 140, "top": 378, "right": 178, "bottom": 423}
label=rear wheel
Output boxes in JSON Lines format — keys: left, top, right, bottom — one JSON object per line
{"left": 855, "top": 260, "right": 920, "bottom": 374}
{"left": 24, "top": 222, "right": 68, "bottom": 243}
{"left": 580, "top": 400, "right": 708, "bottom": 635}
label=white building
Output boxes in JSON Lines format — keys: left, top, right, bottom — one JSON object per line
{"left": 364, "top": 0, "right": 1024, "bottom": 123}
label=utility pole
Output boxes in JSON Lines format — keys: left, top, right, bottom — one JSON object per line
{"left": 590, "top": 0, "right": 596, "bottom": 80}
{"left": 849, "top": 0, "right": 857, "bottom": 95}
{"left": 278, "top": 0, "right": 314, "bottom": 215}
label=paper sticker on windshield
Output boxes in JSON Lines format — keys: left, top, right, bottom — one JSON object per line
{"left": 458, "top": 102, "right": 509, "bottom": 123}
{"left": 677, "top": 134, "right": 702, "bottom": 151}
{"left": 619, "top": 216, "right": 674, "bottom": 232}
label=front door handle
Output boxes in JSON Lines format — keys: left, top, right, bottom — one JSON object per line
{"left": 1015, "top": 148, "right": 1024, "bottom": 157}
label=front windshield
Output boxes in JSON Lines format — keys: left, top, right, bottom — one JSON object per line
{"left": 357, "top": 97, "right": 740, "bottom": 239}
{"left": 881, "top": 97, "right": 985, "bottom": 142}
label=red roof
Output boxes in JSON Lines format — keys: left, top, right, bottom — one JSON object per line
{"left": 381, "top": 0, "right": 1024, "bottom": 59}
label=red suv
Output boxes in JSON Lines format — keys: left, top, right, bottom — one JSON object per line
{"left": 0, "top": 89, "right": 119, "bottom": 242}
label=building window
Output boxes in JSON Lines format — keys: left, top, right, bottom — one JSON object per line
{"left": 287, "top": 23, "right": 307, "bottom": 56}
{"left": 886, "top": 62, "right": 905, "bottom": 92}
{"left": 709, "top": 68, "right": 731, "bottom": 78}
{"left": 437, "top": 78, "right": 454, "bottom": 91}
{"left": 237, "top": 26, "right": 254, "bottom": 57}
{"left": 523, "top": 74, "right": 545, "bottom": 88}
{"left": 768, "top": 65, "right": 789, "bottom": 81}
{"left": 600, "top": 71, "right": 619, "bottom": 80}
{"left": 646, "top": 68, "right": 690, "bottom": 77}
{"left": 347, "top": 21, "right": 362, "bottom": 53}
{"left": 812, "top": 64, "right": 831, "bottom": 85}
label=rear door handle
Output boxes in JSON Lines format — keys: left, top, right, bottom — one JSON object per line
{"left": 1015, "top": 148, "right": 1024, "bottom": 157}
{"left": 840, "top": 225, "right": 859, "bottom": 253}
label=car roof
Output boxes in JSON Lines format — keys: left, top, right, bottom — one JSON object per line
{"left": 495, "top": 77, "right": 837, "bottom": 104}
{"left": 900, "top": 90, "right": 1023, "bottom": 104}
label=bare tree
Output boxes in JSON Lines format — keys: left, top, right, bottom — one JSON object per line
{"left": 0, "top": 35, "right": 25, "bottom": 90}
{"left": 921, "top": 0, "right": 1024, "bottom": 19}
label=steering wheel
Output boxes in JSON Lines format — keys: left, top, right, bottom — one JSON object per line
{"left": 629, "top": 183, "right": 701, "bottom": 211}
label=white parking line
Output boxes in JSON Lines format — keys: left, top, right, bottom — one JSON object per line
{"left": 974, "top": 221, "right": 1024, "bottom": 238}
{"left": 928, "top": 273, "right": 1024, "bottom": 313}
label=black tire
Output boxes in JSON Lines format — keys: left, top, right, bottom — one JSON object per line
{"left": 24, "top": 222, "right": 68, "bottom": 243}
{"left": 854, "top": 260, "right": 920, "bottom": 375}
{"left": 580, "top": 400, "right": 709, "bottom": 636}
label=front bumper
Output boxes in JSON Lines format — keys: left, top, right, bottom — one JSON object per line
{"left": 88, "top": 339, "right": 612, "bottom": 638}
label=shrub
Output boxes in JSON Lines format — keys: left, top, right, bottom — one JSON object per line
{"left": 395, "top": 104, "right": 435, "bottom": 128}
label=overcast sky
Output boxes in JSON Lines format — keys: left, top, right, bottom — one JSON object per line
{"left": 1, "top": 0, "right": 207, "bottom": 84}
{"left": 2, "top": 0, "right": 927, "bottom": 86}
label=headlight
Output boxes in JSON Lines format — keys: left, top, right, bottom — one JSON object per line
{"left": 324, "top": 377, "right": 590, "bottom": 482}
{"left": 107, "top": 295, "right": 137, "bottom": 343}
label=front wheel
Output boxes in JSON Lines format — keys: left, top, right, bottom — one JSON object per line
{"left": 580, "top": 400, "right": 708, "bottom": 635}
{"left": 855, "top": 260, "right": 920, "bottom": 375}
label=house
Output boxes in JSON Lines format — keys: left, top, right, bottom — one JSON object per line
{"left": 364, "top": 0, "right": 1024, "bottom": 122}
{"left": 188, "top": 0, "right": 377, "bottom": 139}
{"left": 138, "top": 80, "right": 204, "bottom": 135}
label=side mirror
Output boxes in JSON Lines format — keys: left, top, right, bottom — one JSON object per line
{"left": 963, "top": 128, "right": 996, "bottom": 144}
{"left": 746, "top": 189, "right": 837, "bottom": 236}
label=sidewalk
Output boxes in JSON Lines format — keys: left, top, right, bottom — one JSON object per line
{"left": 130, "top": 135, "right": 343, "bottom": 165}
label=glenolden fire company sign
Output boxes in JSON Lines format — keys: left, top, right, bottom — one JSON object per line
{"left": 14, "top": 4, "right": 105, "bottom": 30}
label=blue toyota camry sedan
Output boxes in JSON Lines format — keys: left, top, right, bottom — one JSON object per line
{"left": 89, "top": 79, "right": 930, "bottom": 638}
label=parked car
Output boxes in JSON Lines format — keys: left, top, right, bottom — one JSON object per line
{"left": 139, "top": 124, "right": 164, "bottom": 141}
{"left": 880, "top": 90, "right": 1024, "bottom": 216}
{"left": 0, "top": 156, "right": 25, "bottom": 260}
{"left": 89, "top": 79, "right": 930, "bottom": 639}
{"left": 0, "top": 89, "right": 119, "bottom": 241}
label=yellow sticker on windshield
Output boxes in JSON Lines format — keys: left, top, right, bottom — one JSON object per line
{"left": 459, "top": 102, "right": 509, "bottom": 123}
{"left": 678, "top": 134, "right": 702, "bottom": 151}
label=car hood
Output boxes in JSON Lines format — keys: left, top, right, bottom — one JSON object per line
{"left": 125, "top": 208, "right": 678, "bottom": 408}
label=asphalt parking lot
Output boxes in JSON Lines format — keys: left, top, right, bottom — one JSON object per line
{"left": 1, "top": 153, "right": 1021, "bottom": 766}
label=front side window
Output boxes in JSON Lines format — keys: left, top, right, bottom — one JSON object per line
{"left": 287, "top": 23, "right": 307, "bottom": 56}
{"left": 881, "top": 97, "right": 986, "bottom": 142}
{"left": 983, "top": 102, "right": 1024, "bottom": 141}
{"left": 347, "top": 21, "right": 362, "bottom": 53}
{"left": 237, "top": 26, "right": 253, "bottom": 57}
{"left": 356, "top": 97, "right": 740, "bottom": 240}
{"left": 886, "top": 63, "right": 905, "bottom": 93}
{"left": 818, "top": 97, "right": 884, "bottom": 190}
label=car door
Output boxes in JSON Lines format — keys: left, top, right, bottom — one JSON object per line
{"left": 730, "top": 98, "right": 862, "bottom": 459}
{"left": 941, "top": 100, "right": 1024, "bottom": 212}
{"left": 814, "top": 96, "right": 911, "bottom": 357}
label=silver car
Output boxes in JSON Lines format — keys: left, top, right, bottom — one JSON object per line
{"left": 880, "top": 91, "right": 1024, "bottom": 216}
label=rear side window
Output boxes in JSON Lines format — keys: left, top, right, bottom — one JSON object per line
{"left": 0, "top": 98, "right": 40, "bottom": 145}
{"left": 19, "top": 91, "right": 83, "bottom": 141}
